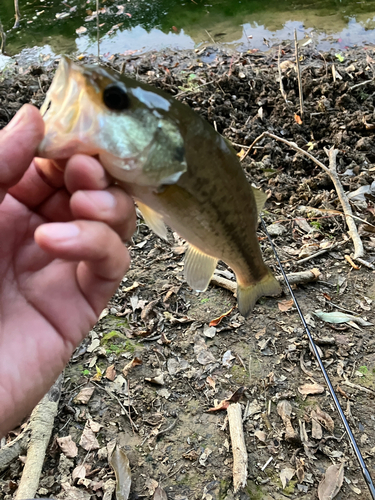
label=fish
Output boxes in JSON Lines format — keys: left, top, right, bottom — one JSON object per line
{"left": 37, "top": 56, "right": 281, "bottom": 317}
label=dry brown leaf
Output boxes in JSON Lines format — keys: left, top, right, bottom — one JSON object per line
{"left": 105, "top": 364, "right": 116, "bottom": 381}
{"left": 74, "top": 385, "right": 95, "bottom": 404}
{"left": 277, "top": 400, "right": 299, "bottom": 443}
{"left": 278, "top": 299, "right": 294, "bottom": 312}
{"left": 144, "top": 478, "right": 159, "bottom": 496}
{"left": 206, "top": 376, "right": 216, "bottom": 390}
{"left": 109, "top": 445, "right": 132, "bottom": 500}
{"left": 296, "top": 457, "right": 305, "bottom": 483}
{"left": 209, "top": 305, "right": 236, "bottom": 326}
{"left": 254, "top": 430, "right": 267, "bottom": 442}
{"left": 89, "top": 419, "right": 102, "bottom": 433}
{"left": 57, "top": 435, "right": 78, "bottom": 458}
{"left": 298, "top": 383, "right": 325, "bottom": 396}
{"left": 72, "top": 464, "right": 86, "bottom": 482}
{"left": 311, "top": 410, "right": 323, "bottom": 439}
{"left": 207, "top": 400, "right": 230, "bottom": 412}
{"left": 153, "top": 486, "right": 168, "bottom": 500}
{"left": 80, "top": 422, "right": 100, "bottom": 451}
{"left": 280, "top": 468, "right": 295, "bottom": 489}
{"left": 318, "top": 462, "right": 344, "bottom": 500}
{"left": 122, "top": 357, "right": 143, "bottom": 376}
{"left": 315, "top": 406, "right": 335, "bottom": 432}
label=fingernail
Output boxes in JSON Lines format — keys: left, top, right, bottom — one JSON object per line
{"left": 39, "top": 223, "right": 80, "bottom": 241}
{"left": 84, "top": 191, "right": 116, "bottom": 210}
{"left": 5, "top": 106, "right": 29, "bottom": 131}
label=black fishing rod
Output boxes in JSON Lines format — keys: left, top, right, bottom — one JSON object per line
{"left": 260, "top": 216, "right": 375, "bottom": 499}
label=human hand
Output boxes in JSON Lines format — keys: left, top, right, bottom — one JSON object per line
{"left": 0, "top": 105, "right": 136, "bottom": 436}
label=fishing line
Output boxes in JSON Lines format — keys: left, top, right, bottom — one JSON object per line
{"left": 260, "top": 215, "right": 375, "bottom": 499}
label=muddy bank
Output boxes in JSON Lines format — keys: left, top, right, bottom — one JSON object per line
{"left": 1, "top": 44, "right": 375, "bottom": 499}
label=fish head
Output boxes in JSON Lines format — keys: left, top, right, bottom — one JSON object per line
{"left": 38, "top": 57, "right": 187, "bottom": 186}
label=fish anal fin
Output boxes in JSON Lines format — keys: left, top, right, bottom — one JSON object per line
{"left": 136, "top": 201, "right": 168, "bottom": 240}
{"left": 251, "top": 186, "right": 268, "bottom": 215}
{"left": 237, "top": 268, "right": 281, "bottom": 317}
{"left": 184, "top": 245, "right": 218, "bottom": 292}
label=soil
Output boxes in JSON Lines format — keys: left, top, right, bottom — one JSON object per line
{"left": 1, "top": 42, "right": 375, "bottom": 500}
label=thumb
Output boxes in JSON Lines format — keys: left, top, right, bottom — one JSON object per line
{"left": 0, "top": 105, "right": 44, "bottom": 203}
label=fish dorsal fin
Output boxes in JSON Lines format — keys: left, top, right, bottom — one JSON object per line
{"left": 136, "top": 201, "right": 168, "bottom": 240}
{"left": 184, "top": 245, "right": 218, "bottom": 292}
{"left": 251, "top": 186, "right": 268, "bottom": 215}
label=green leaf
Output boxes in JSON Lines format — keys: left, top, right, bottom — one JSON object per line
{"left": 335, "top": 53, "right": 345, "bottom": 63}
{"left": 101, "top": 330, "right": 126, "bottom": 344}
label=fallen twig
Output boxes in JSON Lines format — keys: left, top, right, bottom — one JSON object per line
{"left": 15, "top": 374, "right": 63, "bottom": 500}
{"left": 227, "top": 403, "right": 248, "bottom": 493}
{"left": 324, "top": 147, "right": 364, "bottom": 259}
{"left": 210, "top": 268, "right": 321, "bottom": 295}
{"left": 248, "top": 132, "right": 365, "bottom": 260}
{"left": 278, "top": 45, "right": 288, "bottom": 103}
{"left": 294, "top": 29, "right": 304, "bottom": 117}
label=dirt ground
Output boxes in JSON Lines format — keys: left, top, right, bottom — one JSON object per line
{"left": 1, "top": 42, "right": 375, "bottom": 499}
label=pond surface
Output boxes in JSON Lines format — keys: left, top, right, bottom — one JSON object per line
{"left": 1, "top": 0, "right": 375, "bottom": 60}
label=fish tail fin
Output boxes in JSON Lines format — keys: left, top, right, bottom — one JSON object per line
{"left": 237, "top": 268, "right": 281, "bottom": 317}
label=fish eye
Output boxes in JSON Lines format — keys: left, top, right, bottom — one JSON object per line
{"left": 103, "top": 84, "right": 130, "bottom": 111}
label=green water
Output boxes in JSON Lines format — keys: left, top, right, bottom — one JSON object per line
{"left": 1, "top": 0, "right": 375, "bottom": 58}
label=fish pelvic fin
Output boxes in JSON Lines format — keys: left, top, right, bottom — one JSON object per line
{"left": 237, "top": 268, "right": 281, "bottom": 317}
{"left": 251, "top": 186, "right": 268, "bottom": 215}
{"left": 136, "top": 200, "right": 168, "bottom": 240}
{"left": 184, "top": 245, "right": 218, "bottom": 292}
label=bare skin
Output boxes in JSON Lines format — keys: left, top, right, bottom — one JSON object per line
{"left": 0, "top": 105, "right": 136, "bottom": 437}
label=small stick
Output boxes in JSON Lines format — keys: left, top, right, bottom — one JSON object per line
{"left": 15, "top": 374, "right": 63, "bottom": 500}
{"left": 277, "top": 45, "right": 288, "bottom": 103}
{"left": 96, "top": 0, "right": 100, "bottom": 61}
{"left": 210, "top": 268, "right": 321, "bottom": 295}
{"left": 13, "top": 0, "right": 21, "bottom": 28}
{"left": 0, "top": 17, "right": 5, "bottom": 54}
{"left": 227, "top": 403, "right": 248, "bottom": 493}
{"left": 324, "top": 147, "right": 364, "bottom": 259}
{"left": 294, "top": 29, "right": 304, "bottom": 117}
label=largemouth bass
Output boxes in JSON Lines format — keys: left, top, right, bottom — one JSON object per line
{"left": 38, "top": 57, "right": 281, "bottom": 316}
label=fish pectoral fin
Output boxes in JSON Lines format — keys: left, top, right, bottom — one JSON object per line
{"left": 136, "top": 201, "right": 168, "bottom": 240}
{"left": 237, "top": 268, "right": 281, "bottom": 317}
{"left": 251, "top": 186, "right": 268, "bottom": 214}
{"left": 184, "top": 245, "right": 218, "bottom": 292}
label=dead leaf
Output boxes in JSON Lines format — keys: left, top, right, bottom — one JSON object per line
{"left": 105, "top": 364, "right": 116, "bottom": 381}
{"left": 280, "top": 468, "right": 295, "bottom": 489}
{"left": 315, "top": 406, "right": 334, "bottom": 432}
{"left": 57, "top": 436, "right": 78, "bottom": 458}
{"left": 227, "top": 386, "right": 245, "bottom": 403}
{"left": 72, "top": 464, "right": 86, "bottom": 482}
{"left": 318, "top": 462, "right": 344, "bottom": 500}
{"left": 145, "top": 373, "right": 164, "bottom": 385}
{"left": 277, "top": 400, "right": 299, "bottom": 443}
{"left": 122, "top": 281, "right": 140, "bottom": 293}
{"left": 278, "top": 299, "right": 294, "bottom": 312}
{"left": 122, "top": 357, "right": 143, "bottom": 377}
{"left": 144, "top": 478, "right": 159, "bottom": 496}
{"left": 74, "top": 385, "right": 94, "bottom": 404}
{"left": 153, "top": 486, "right": 168, "bottom": 500}
{"left": 76, "top": 26, "right": 87, "bottom": 34}
{"left": 207, "top": 400, "right": 230, "bottom": 412}
{"left": 298, "top": 383, "right": 325, "bottom": 396}
{"left": 209, "top": 305, "right": 236, "bottom": 326}
{"left": 109, "top": 445, "right": 132, "bottom": 500}
{"left": 89, "top": 419, "right": 102, "bottom": 433}
{"left": 206, "top": 376, "right": 216, "bottom": 390}
{"left": 254, "top": 430, "right": 267, "bottom": 442}
{"left": 311, "top": 410, "right": 323, "bottom": 439}
{"left": 182, "top": 449, "right": 200, "bottom": 460}
{"left": 80, "top": 422, "right": 100, "bottom": 451}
